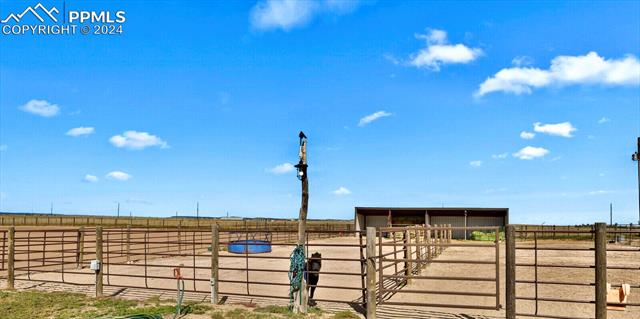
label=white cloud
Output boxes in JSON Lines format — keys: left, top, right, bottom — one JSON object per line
{"left": 533, "top": 122, "right": 577, "bottom": 138}
{"left": 520, "top": 131, "right": 535, "bottom": 140}
{"left": 66, "top": 126, "right": 95, "bottom": 137}
{"left": 476, "top": 52, "right": 640, "bottom": 96}
{"left": 0, "top": 144, "right": 7, "bottom": 152}
{"left": 109, "top": 131, "right": 169, "bottom": 150}
{"left": 83, "top": 174, "right": 99, "bottom": 183}
{"left": 106, "top": 171, "right": 132, "bottom": 181}
{"left": 469, "top": 160, "right": 482, "bottom": 167}
{"left": 598, "top": 117, "right": 610, "bottom": 124}
{"left": 332, "top": 186, "right": 351, "bottom": 196}
{"left": 250, "top": 0, "right": 359, "bottom": 31}
{"left": 491, "top": 153, "right": 508, "bottom": 159}
{"left": 512, "top": 55, "right": 534, "bottom": 67}
{"left": 268, "top": 162, "right": 295, "bottom": 174}
{"left": 409, "top": 29, "right": 482, "bottom": 71}
{"left": 513, "top": 146, "right": 549, "bottom": 160}
{"left": 19, "top": 99, "right": 60, "bottom": 117}
{"left": 358, "top": 110, "right": 392, "bottom": 127}
{"left": 588, "top": 190, "right": 613, "bottom": 196}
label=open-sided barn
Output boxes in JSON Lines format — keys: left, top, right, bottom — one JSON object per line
{"left": 354, "top": 207, "right": 509, "bottom": 239}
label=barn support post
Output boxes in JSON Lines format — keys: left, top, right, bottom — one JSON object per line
{"left": 95, "top": 226, "right": 104, "bottom": 298}
{"left": 7, "top": 227, "right": 15, "bottom": 289}
{"left": 505, "top": 225, "right": 516, "bottom": 319}
{"left": 464, "top": 211, "right": 468, "bottom": 240}
{"left": 365, "top": 227, "right": 377, "bottom": 319}
{"left": 594, "top": 223, "right": 607, "bottom": 319}
{"left": 211, "top": 224, "right": 219, "bottom": 304}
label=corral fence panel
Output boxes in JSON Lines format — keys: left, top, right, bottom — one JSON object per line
{"left": 374, "top": 225, "right": 501, "bottom": 311}
{"left": 512, "top": 225, "right": 640, "bottom": 319}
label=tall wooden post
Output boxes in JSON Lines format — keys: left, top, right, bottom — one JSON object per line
{"left": 594, "top": 223, "right": 607, "bottom": 319}
{"left": 95, "top": 227, "right": 104, "bottom": 298}
{"left": 366, "top": 227, "right": 377, "bottom": 319}
{"left": 506, "top": 225, "right": 516, "bottom": 319}
{"left": 7, "top": 227, "right": 15, "bottom": 289}
{"left": 211, "top": 224, "right": 219, "bottom": 304}
{"left": 294, "top": 131, "right": 309, "bottom": 313}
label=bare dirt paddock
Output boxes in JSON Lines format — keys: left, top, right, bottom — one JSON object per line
{"left": 3, "top": 230, "right": 640, "bottom": 319}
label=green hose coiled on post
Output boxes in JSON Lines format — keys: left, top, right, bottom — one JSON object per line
{"left": 288, "top": 245, "right": 306, "bottom": 305}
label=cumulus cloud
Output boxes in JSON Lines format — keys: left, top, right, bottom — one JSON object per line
{"left": 332, "top": 186, "right": 351, "bottom": 196}
{"left": 520, "top": 131, "right": 535, "bottom": 140}
{"left": 533, "top": 122, "right": 576, "bottom": 138}
{"left": 105, "top": 171, "right": 132, "bottom": 181}
{"left": 66, "top": 126, "right": 95, "bottom": 137}
{"left": 19, "top": 99, "right": 60, "bottom": 117}
{"left": 491, "top": 153, "right": 508, "bottom": 159}
{"left": 513, "top": 146, "right": 549, "bottom": 160}
{"left": 358, "top": 110, "right": 392, "bottom": 127}
{"left": 408, "top": 29, "right": 482, "bottom": 71}
{"left": 109, "top": 131, "right": 169, "bottom": 150}
{"left": 469, "top": 160, "right": 482, "bottom": 167}
{"left": 476, "top": 52, "right": 640, "bottom": 97}
{"left": 598, "top": 117, "right": 610, "bottom": 124}
{"left": 250, "top": 0, "right": 359, "bottom": 31}
{"left": 83, "top": 174, "right": 99, "bottom": 183}
{"left": 268, "top": 162, "right": 295, "bottom": 174}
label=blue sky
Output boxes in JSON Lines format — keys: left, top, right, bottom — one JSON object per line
{"left": 1, "top": 0, "right": 639, "bottom": 224}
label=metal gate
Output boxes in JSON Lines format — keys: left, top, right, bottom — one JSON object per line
{"left": 375, "top": 225, "right": 501, "bottom": 311}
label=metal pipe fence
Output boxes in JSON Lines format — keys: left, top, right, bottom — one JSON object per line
{"left": 374, "top": 225, "right": 502, "bottom": 311}
{"left": 512, "top": 226, "right": 640, "bottom": 319}
{"left": 2, "top": 223, "right": 638, "bottom": 319}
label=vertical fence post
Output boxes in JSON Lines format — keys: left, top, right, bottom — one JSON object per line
{"left": 126, "top": 225, "right": 131, "bottom": 263}
{"left": 76, "top": 226, "right": 85, "bottom": 269}
{"left": 210, "top": 224, "right": 219, "bottom": 304}
{"left": 366, "top": 227, "right": 377, "bottom": 319}
{"left": 594, "top": 223, "right": 607, "bottom": 319}
{"left": 404, "top": 228, "right": 412, "bottom": 284}
{"left": 506, "top": 225, "right": 516, "bottom": 319}
{"left": 95, "top": 226, "right": 103, "bottom": 298}
{"left": 7, "top": 227, "right": 15, "bottom": 289}
{"left": 426, "top": 225, "right": 432, "bottom": 262}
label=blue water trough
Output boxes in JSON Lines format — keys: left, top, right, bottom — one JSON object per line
{"left": 227, "top": 239, "right": 272, "bottom": 254}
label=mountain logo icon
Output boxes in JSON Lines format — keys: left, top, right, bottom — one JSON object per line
{"left": 1, "top": 3, "right": 59, "bottom": 23}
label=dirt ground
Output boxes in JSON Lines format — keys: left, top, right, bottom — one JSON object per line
{"left": 4, "top": 232, "right": 639, "bottom": 319}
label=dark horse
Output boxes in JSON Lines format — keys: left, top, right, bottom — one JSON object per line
{"left": 304, "top": 252, "right": 322, "bottom": 299}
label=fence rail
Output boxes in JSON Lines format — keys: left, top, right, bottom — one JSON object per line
{"left": 0, "top": 214, "right": 353, "bottom": 230}
{"left": 1, "top": 223, "right": 638, "bottom": 319}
